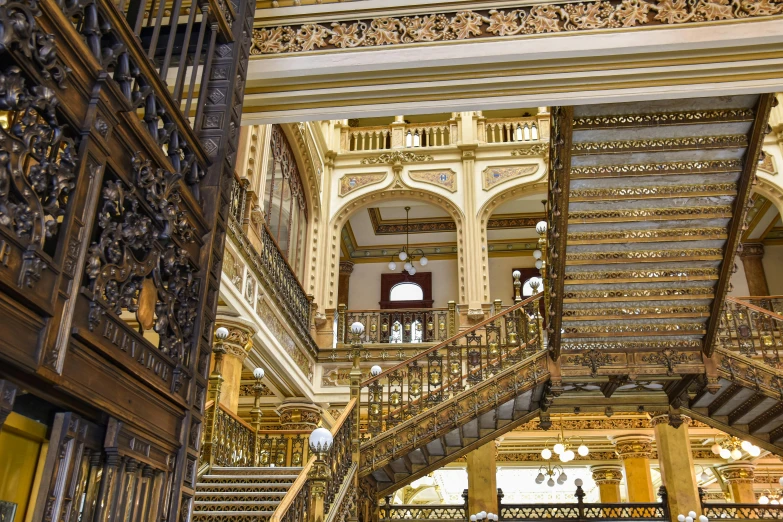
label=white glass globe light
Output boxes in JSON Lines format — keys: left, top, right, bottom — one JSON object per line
{"left": 553, "top": 443, "right": 565, "bottom": 455}
{"left": 685, "top": 516, "right": 693, "bottom": 522}
{"left": 389, "top": 261, "right": 397, "bottom": 271}
{"left": 536, "top": 221, "right": 547, "bottom": 235}
{"left": 419, "top": 256, "right": 428, "bottom": 266}
{"left": 741, "top": 440, "right": 753, "bottom": 451}
{"left": 688, "top": 512, "right": 697, "bottom": 519}
{"left": 399, "top": 251, "right": 407, "bottom": 261}
{"left": 772, "top": 499, "right": 780, "bottom": 505}
{"left": 677, "top": 515, "right": 685, "bottom": 522}
{"left": 760, "top": 495, "right": 770, "bottom": 504}
{"left": 535, "top": 472, "right": 545, "bottom": 483}
{"left": 470, "top": 516, "right": 477, "bottom": 522}
{"left": 547, "top": 478, "right": 555, "bottom": 487}
{"left": 409, "top": 267, "right": 417, "bottom": 275}
{"left": 253, "top": 367, "right": 265, "bottom": 380}
{"left": 577, "top": 445, "right": 589, "bottom": 456}
{"left": 404, "top": 262, "right": 412, "bottom": 271}
{"left": 560, "top": 472, "right": 568, "bottom": 482}
{"left": 512, "top": 270, "right": 521, "bottom": 280}
{"left": 541, "top": 448, "right": 552, "bottom": 460}
{"left": 557, "top": 475, "right": 566, "bottom": 485}
{"left": 535, "top": 260, "right": 543, "bottom": 269}
{"left": 730, "top": 448, "right": 743, "bottom": 460}
{"left": 480, "top": 512, "right": 486, "bottom": 519}
{"left": 533, "top": 249, "right": 542, "bottom": 259}
{"left": 700, "top": 471, "right": 709, "bottom": 482}
{"left": 779, "top": 476, "right": 783, "bottom": 487}
{"left": 351, "top": 322, "right": 365, "bottom": 336}
{"left": 699, "top": 516, "right": 709, "bottom": 522}
{"left": 574, "top": 478, "right": 583, "bottom": 487}
{"left": 711, "top": 443, "right": 721, "bottom": 455}
{"left": 750, "top": 445, "right": 761, "bottom": 457}
{"left": 563, "top": 450, "right": 575, "bottom": 462}
{"left": 215, "top": 326, "right": 229, "bottom": 340}
{"left": 309, "top": 427, "right": 334, "bottom": 453}
{"left": 719, "top": 448, "right": 731, "bottom": 460}
{"left": 370, "top": 365, "right": 382, "bottom": 377}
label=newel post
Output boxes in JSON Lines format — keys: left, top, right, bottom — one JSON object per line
{"left": 201, "top": 327, "right": 228, "bottom": 470}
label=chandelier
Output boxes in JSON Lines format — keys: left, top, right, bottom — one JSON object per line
{"left": 540, "top": 418, "right": 589, "bottom": 463}
{"left": 759, "top": 468, "right": 783, "bottom": 505}
{"left": 709, "top": 436, "right": 760, "bottom": 460}
{"left": 535, "top": 461, "right": 568, "bottom": 487}
{"left": 387, "top": 206, "right": 428, "bottom": 275}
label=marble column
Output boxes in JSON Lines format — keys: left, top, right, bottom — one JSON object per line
{"left": 466, "top": 442, "right": 498, "bottom": 516}
{"left": 652, "top": 415, "right": 701, "bottom": 517}
{"left": 214, "top": 319, "right": 256, "bottom": 414}
{"left": 613, "top": 435, "right": 655, "bottom": 502}
{"left": 337, "top": 261, "right": 354, "bottom": 308}
{"left": 718, "top": 463, "right": 756, "bottom": 504}
{"left": 591, "top": 465, "right": 623, "bottom": 503}
{"left": 740, "top": 243, "right": 770, "bottom": 296}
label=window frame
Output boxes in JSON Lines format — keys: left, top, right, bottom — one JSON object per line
{"left": 380, "top": 272, "right": 434, "bottom": 309}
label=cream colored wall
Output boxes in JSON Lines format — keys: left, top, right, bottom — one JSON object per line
{"left": 488, "top": 256, "right": 535, "bottom": 303}
{"left": 347, "top": 259, "right": 459, "bottom": 309}
{"left": 763, "top": 245, "right": 783, "bottom": 295}
{"left": 728, "top": 260, "right": 750, "bottom": 297}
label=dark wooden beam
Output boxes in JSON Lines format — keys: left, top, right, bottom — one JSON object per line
{"left": 703, "top": 93, "right": 776, "bottom": 356}
{"left": 708, "top": 383, "right": 743, "bottom": 417}
{"left": 728, "top": 393, "right": 767, "bottom": 426}
{"left": 749, "top": 401, "right": 783, "bottom": 435}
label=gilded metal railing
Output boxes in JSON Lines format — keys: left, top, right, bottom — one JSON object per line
{"left": 270, "top": 399, "right": 357, "bottom": 522}
{"left": 360, "top": 294, "right": 544, "bottom": 438}
{"left": 701, "top": 504, "right": 783, "bottom": 520}
{"left": 732, "top": 296, "right": 783, "bottom": 315}
{"left": 499, "top": 486, "right": 668, "bottom": 521}
{"left": 257, "top": 431, "right": 311, "bottom": 467}
{"left": 718, "top": 297, "right": 783, "bottom": 368}
{"left": 380, "top": 504, "right": 467, "bottom": 521}
{"left": 338, "top": 307, "right": 451, "bottom": 344}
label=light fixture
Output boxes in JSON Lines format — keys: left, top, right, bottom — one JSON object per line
{"left": 389, "top": 206, "right": 430, "bottom": 276}
{"left": 759, "top": 467, "right": 782, "bottom": 505}
{"left": 253, "top": 367, "right": 265, "bottom": 380}
{"left": 370, "top": 365, "right": 382, "bottom": 377}
{"left": 535, "top": 461, "right": 567, "bottom": 487}
{"left": 540, "top": 416, "right": 589, "bottom": 462}
{"left": 710, "top": 435, "right": 758, "bottom": 461}
{"left": 215, "top": 326, "right": 229, "bottom": 340}
{"left": 677, "top": 512, "right": 708, "bottom": 522}
{"left": 309, "top": 427, "right": 334, "bottom": 454}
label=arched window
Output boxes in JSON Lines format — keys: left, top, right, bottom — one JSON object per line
{"left": 390, "top": 282, "right": 424, "bottom": 301}
{"left": 265, "top": 125, "right": 308, "bottom": 282}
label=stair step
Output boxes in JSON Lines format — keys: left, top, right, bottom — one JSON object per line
{"left": 210, "top": 466, "right": 302, "bottom": 474}
{"left": 195, "top": 483, "right": 293, "bottom": 492}
{"left": 194, "top": 501, "right": 280, "bottom": 511}
{"left": 192, "top": 511, "right": 274, "bottom": 521}
{"left": 200, "top": 475, "right": 298, "bottom": 483}
{"left": 195, "top": 492, "right": 287, "bottom": 502}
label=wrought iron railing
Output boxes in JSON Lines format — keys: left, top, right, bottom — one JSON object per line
{"left": 701, "top": 503, "right": 783, "bottom": 520}
{"left": 360, "top": 294, "right": 544, "bottom": 438}
{"left": 230, "top": 176, "right": 249, "bottom": 223}
{"left": 338, "top": 307, "right": 451, "bottom": 344}
{"left": 499, "top": 486, "right": 668, "bottom": 521}
{"left": 733, "top": 296, "right": 783, "bottom": 315}
{"left": 271, "top": 400, "right": 357, "bottom": 522}
{"left": 257, "top": 431, "right": 311, "bottom": 467}
{"left": 380, "top": 502, "right": 467, "bottom": 521}
{"left": 718, "top": 297, "right": 783, "bottom": 368}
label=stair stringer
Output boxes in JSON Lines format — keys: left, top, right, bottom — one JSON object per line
{"left": 359, "top": 350, "right": 550, "bottom": 497}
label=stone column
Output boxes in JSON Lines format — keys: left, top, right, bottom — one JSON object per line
{"left": 613, "top": 435, "right": 655, "bottom": 502}
{"left": 652, "top": 415, "right": 701, "bottom": 517}
{"left": 718, "top": 463, "right": 756, "bottom": 504}
{"left": 214, "top": 319, "right": 256, "bottom": 414}
{"left": 337, "top": 261, "right": 354, "bottom": 309}
{"left": 740, "top": 243, "right": 770, "bottom": 296}
{"left": 591, "top": 465, "right": 624, "bottom": 503}
{"left": 466, "top": 441, "right": 498, "bottom": 516}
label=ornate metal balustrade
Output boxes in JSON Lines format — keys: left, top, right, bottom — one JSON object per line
{"left": 380, "top": 502, "right": 467, "bottom": 521}
{"left": 717, "top": 297, "right": 783, "bottom": 368}
{"left": 499, "top": 486, "right": 668, "bottom": 521}
{"left": 483, "top": 117, "right": 541, "bottom": 144}
{"left": 733, "top": 296, "right": 783, "bottom": 315}
{"left": 701, "top": 504, "right": 783, "bottom": 520}
{"left": 360, "top": 294, "right": 544, "bottom": 437}
{"left": 271, "top": 400, "right": 357, "bottom": 522}
{"left": 341, "top": 120, "right": 457, "bottom": 152}
{"left": 338, "top": 307, "right": 451, "bottom": 344}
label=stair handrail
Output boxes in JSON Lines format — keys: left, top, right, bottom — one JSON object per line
{"left": 726, "top": 296, "right": 783, "bottom": 318}
{"left": 361, "top": 293, "right": 543, "bottom": 387}
{"left": 270, "top": 398, "right": 357, "bottom": 522}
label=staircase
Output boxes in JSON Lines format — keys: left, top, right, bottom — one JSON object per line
{"left": 549, "top": 95, "right": 774, "bottom": 357}
{"left": 358, "top": 295, "right": 550, "bottom": 496}
{"left": 192, "top": 467, "right": 301, "bottom": 522}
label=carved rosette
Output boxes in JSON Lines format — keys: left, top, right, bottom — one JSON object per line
{"left": 214, "top": 319, "right": 256, "bottom": 361}
{"left": 276, "top": 400, "right": 321, "bottom": 429}
{"left": 591, "top": 465, "right": 623, "bottom": 485}
{"left": 612, "top": 435, "right": 653, "bottom": 460}
{"left": 718, "top": 463, "right": 755, "bottom": 484}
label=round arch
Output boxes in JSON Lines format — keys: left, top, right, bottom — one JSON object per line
{"left": 324, "top": 184, "right": 466, "bottom": 310}
{"left": 475, "top": 180, "right": 547, "bottom": 303}
{"left": 753, "top": 176, "right": 783, "bottom": 219}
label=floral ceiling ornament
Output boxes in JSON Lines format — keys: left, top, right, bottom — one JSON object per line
{"left": 361, "top": 151, "right": 434, "bottom": 165}
{"left": 250, "top": 1, "right": 783, "bottom": 56}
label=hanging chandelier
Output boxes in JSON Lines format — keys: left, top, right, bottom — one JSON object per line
{"left": 535, "top": 461, "right": 569, "bottom": 487}
{"left": 540, "top": 417, "right": 589, "bottom": 463}
{"left": 759, "top": 468, "right": 783, "bottom": 505}
{"left": 388, "top": 206, "right": 428, "bottom": 275}
{"left": 709, "top": 435, "right": 760, "bottom": 460}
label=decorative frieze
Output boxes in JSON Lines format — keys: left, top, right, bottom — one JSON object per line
{"left": 572, "top": 108, "right": 755, "bottom": 129}
{"left": 409, "top": 169, "right": 457, "bottom": 192}
{"left": 563, "top": 267, "right": 719, "bottom": 282}
{"left": 360, "top": 151, "right": 433, "bottom": 165}
{"left": 568, "top": 205, "right": 732, "bottom": 221}
{"left": 339, "top": 173, "right": 387, "bottom": 196}
{"left": 482, "top": 165, "right": 539, "bottom": 190}
{"left": 250, "top": 2, "right": 783, "bottom": 56}
{"left": 567, "top": 227, "right": 726, "bottom": 242}
{"left": 572, "top": 135, "right": 748, "bottom": 153}
{"left": 570, "top": 159, "right": 743, "bottom": 178}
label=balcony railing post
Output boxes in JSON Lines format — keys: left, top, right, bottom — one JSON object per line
{"left": 448, "top": 301, "right": 457, "bottom": 338}
{"left": 575, "top": 483, "right": 586, "bottom": 521}
{"left": 497, "top": 488, "right": 504, "bottom": 521}
{"left": 338, "top": 304, "right": 347, "bottom": 344}
{"left": 660, "top": 486, "right": 671, "bottom": 521}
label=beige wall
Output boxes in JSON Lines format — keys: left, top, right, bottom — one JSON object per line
{"left": 488, "top": 256, "right": 535, "bottom": 303}
{"left": 763, "top": 245, "right": 783, "bottom": 295}
{"left": 728, "top": 259, "right": 750, "bottom": 297}
{"left": 347, "top": 259, "right": 458, "bottom": 309}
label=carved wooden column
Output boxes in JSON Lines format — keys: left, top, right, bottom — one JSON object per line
{"left": 466, "top": 442, "right": 498, "bottom": 516}
{"left": 612, "top": 435, "right": 655, "bottom": 502}
{"left": 740, "top": 243, "right": 770, "bottom": 296}
{"left": 652, "top": 415, "right": 701, "bottom": 516}
{"left": 591, "top": 465, "right": 623, "bottom": 503}
{"left": 718, "top": 463, "right": 756, "bottom": 504}
{"left": 214, "top": 319, "right": 256, "bottom": 414}
{"left": 337, "top": 261, "right": 354, "bottom": 309}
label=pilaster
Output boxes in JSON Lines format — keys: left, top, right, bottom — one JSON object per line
{"left": 652, "top": 415, "right": 701, "bottom": 516}
{"left": 214, "top": 318, "right": 256, "bottom": 414}
{"left": 740, "top": 242, "right": 770, "bottom": 296}
{"left": 466, "top": 442, "right": 498, "bottom": 516}
{"left": 718, "top": 463, "right": 756, "bottom": 504}
{"left": 591, "top": 465, "right": 623, "bottom": 503}
{"left": 612, "top": 435, "right": 655, "bottom": 503}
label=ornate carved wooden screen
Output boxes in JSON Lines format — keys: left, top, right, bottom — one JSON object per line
{"left": 0, "top": 0, "right": 254, "bottom": 516}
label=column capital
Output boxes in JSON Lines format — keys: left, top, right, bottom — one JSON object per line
{"left": 740, "top": 242, "right": 765, "bottom": 259}
{"left": 612, "top": 435, "right": 653, "bottom": 460}
{"left": 718, "top": 463, "right": 755, "bottom": 484}
{"left": 339, "top": 260, "right": 355, "bottom": 274}
{"left": 215, "top": 317, "right": 256, "bottom": 361}
{"left": 276, "top": 398, "right": 322, "bottom": 429}
{"left": 591, "top": 465, "right": 624, "bottom": 485}
{"left": 650, "top": 414, "right": 692, "bottom": 428}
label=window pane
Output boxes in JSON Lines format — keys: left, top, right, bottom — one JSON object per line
{"left": 278, "top": 180, "right": 292, "bottom": 254}
{"left": 390, "top": 282, "right": 423, "bottom": 301}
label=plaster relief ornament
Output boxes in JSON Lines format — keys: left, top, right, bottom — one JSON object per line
{"left": 482, "top": 165, "right": 539, "bottom": 190}
{"left": 249, "top": 1, "right": 783, "bottom": 56}
{"left": 338, "top": 173, "right": 386, "bottom": 196}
